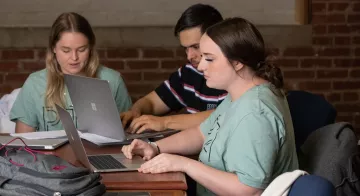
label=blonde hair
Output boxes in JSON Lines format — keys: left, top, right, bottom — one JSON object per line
{"left": 45, "top": 12, "right": 99, "bottom": 109}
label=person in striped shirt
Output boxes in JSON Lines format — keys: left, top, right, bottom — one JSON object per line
{"left": 121, "top": 4, "right": 227, "bottom": 134}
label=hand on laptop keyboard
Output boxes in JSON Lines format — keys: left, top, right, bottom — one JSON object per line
{"left": 128, "top": 115, "right": 167, "bottom": 134}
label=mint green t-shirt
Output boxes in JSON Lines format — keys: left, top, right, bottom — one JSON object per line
{"left": 197, "top": 84, "right": 298, "bottom": 195}
{"left": 10, "top": 66, "right": 132, "bottom": 132}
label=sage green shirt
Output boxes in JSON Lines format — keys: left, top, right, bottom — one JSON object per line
{"left": 197, "top": 83, "right": 298, "bottom": 195}
{"left": 10, "top": 66, "right": 132, "bottom": 131}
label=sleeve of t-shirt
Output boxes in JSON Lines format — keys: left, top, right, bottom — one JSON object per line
{"left": 114, "top": 74, "right": 132, "bottom": 113}
{"left": 224, "top": 112, "right": 283, "bottom": 189}
{"left": 9, "top": 77, "right": 38, "bottom": 128}
{"left": 154, "top": 67, "right": 185, "bottom": 111}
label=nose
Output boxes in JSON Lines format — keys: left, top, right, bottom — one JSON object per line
{"left": 71, "top": 51, "right": 79, "bottom": 61}
{"left": 197, "top": 57, "right": 206, "bottom": 72}
{"left": 186, "top": 48, "right": 196, "bottom": 61}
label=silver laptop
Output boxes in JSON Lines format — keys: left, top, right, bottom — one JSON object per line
{"left": 0, "top": 136, "right": 67, "bottom": 150}
{"left": 63, "top": 74, "right": 178, "bottom": 141}
{"left": 56, "top": 104, "right": 145, "bottom": 172}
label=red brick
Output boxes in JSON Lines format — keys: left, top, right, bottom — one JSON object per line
{"left": 343, "top": 92, "right": 359, "bottom": 102}
{"left": 353, "top": 36, "right": 360, "bottom": 44}
{"left": 175, "top": 48, "right": 186, "bottom": 58}
{"left": 350, "top": 25, "right": 360, "bottom": 33}
{"left": 348, "top": 14, "right": 360, "bottom": 23}
{"left": 0, "top": 84, "right": 13, "bottom": 95}
{"left": 356, "top": 115, "right": 360, "bottom": 123}
{"left": 328, "top": 3, "right": 349, "bottom": 12}
{"left": 107, "top": 48, "right": 138, "bottom": 58}
{"left": 22, "top": 61, "right": 45, "bottom": 71}
{"left": 313, "top": 14, "right": 346, "bottom": 24}
{"left": 143, "top": 71, "right": 173, "bottom": 81}
{"left": 283, "top": 47, "right": 314, "bottom": 57}
{"left": 327, "top": 14, "right": 346, "bottom": 23}
{"left": 312, "top": 14, "right": 327, "bottom": 24}
{"left": 161, "top": 59, "right": 188, "bottom": 69}
{"left": 312, "top": 3, "right": 327, "bottom": 13}
{"left": 301, "top": 59, "right": 332, "bottom": 68}
{"left": 317, "top": 47, "right": 351, "bottom": 56}
{"left": 5, "top": 73, "right": 30, "bottom": 83}
{"left": 328, "top": 25, "right": 351, "bottom": 34}
{"left": 312, "top": 25, "right": 327, "bottom": 35}
{"left": 127, "top": 83, "right": 157, "bottom": 95}
{"left": 126, "top": 60, "right": 159, "bottom": 70}
{"left": 120, "top": 72, "right": 142, "bottom": 82}
{"left": 334, "top": 36, "right": 351, "bottom": 45}
{"left": 334, "top": 59, "right": 351, "bottom": 67}
{"left": 335, "top": 103, "right": 360, "bottom": 113}
{"left": 350, "top": 69, "right": 360, "bottom": 78}
{"left": 354, "top": 3, "right": 360, "bottom": 12}
{"left": 312, "top": 36, "right": 333, "bottom": 45}
{"left": 355, "top": 48, "right": 360, "bottom": 56}
{"left": 267, "top": 48, "right": 280, "bottom": 56}
{"left": 317, "top": 70, "right": 348, "bottom": 78}
{"left": 333, "top": 81, "right": 360, "bottom": 90}
{"left": 298, "top": 81, "right": 331, "bottom": 91}
{"left": 0, "top": 62, "right": 19, "bottom": 72}
{"left": 336, "top": 114, "right": 353, "bottom": 123}
{"left": 96, "top": 49, "right": 106, "bottom": 59}
{"left": 142, "top": 48, "right": 174, "bottom": 58}
{"left": 100, "top": 60, "right": 124, "bottom": 70}
{"left": 2, "top": 50, "right": 34, "bottom": 60}
{"left": 327, "top": 93, "right": 341, "bottom": 102}
{"left": 276, "top": 59, "right": 299, "bottom": 68}
{"left": 334, "top": 58, "right": 360, "bottom": 68}
{"left": 283, "top": 70, "right": 315, "bottom": 79}
{"left": 36, "top": 48, "right": 47, "bottom": 60}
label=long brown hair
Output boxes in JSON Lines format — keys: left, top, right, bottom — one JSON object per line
{"left": 206, "top": 17, "right": 284, "bottom": 90}
{"left": 45, "top": 12, "right": 99, "bottom": 108}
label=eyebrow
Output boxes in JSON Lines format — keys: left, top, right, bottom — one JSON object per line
{"left": 182, "top": 43, "right": 199, "bottom": 48}
{"left": 60, "top": 45, "right": 88, "bottom": 49}
{"left": 202, "top": 52, "right": 214, "bottom": 56}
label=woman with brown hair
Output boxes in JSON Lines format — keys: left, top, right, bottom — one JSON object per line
{"left": 10, "top": 12, "right": 132, "bottom": 132}
{"left": 122, "top": 17, "right": 298, "bottom": 195}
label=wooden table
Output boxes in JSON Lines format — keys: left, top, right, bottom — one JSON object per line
{"left": 50, "top": 140, "right": 188, "bottom": 196}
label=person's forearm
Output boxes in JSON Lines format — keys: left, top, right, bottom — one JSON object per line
{"left": 131, "top": 92, "right": 170, "bottom": 116}
{"left": 185, "top": 159, "right": 263, "bottom": 195}
{"left": 163, "top": 110, "right": 213, "bottom": 131}
{"left": 15, "top": 121, "right": 35, "bottom": 133}
{"left": 156, "top": 126, "right": 204, "bottom": 156}
{"left": 131, "top": 97, "right": 156, "bottom": 115}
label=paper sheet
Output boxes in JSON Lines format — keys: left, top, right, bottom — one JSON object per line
{"left": 11, "top": 130, "right": 66, "bottom": 139}
{"left": 10, "top": 130, "right": 123, "bottom": 145}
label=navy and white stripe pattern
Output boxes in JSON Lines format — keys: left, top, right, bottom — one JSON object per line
{"left": 155, "top": 64, "right": 228, "bottom": 113}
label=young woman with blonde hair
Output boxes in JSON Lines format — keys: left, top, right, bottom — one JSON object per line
{"left": 10, "top": 12, "right": 132, "bottom": 132}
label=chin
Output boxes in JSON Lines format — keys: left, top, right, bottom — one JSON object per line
{"left": 205, "top": 81, "right": 215, "bottom": 88}
{"left": 64, "top": 69, "right": 83, "bottom": 75}
{"left": 206, "top": 81, "right": 224, "bottom": 90}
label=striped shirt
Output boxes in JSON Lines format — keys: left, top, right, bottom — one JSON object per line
{"left": 155, "top": 64, "right": 228, "bottom": 113}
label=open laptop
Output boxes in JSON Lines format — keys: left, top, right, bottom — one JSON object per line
{"left": 63, "top": 74, "right": 178, "bottom": 141}
{"left": 56, "top": 104, "right": 145, "bottom": 172}
{"left": 0, "top": 136, "right": 67, "bottom": 150}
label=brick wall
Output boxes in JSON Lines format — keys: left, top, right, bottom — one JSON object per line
{"left": 0, "top": 0, "right": 359, "bottom": 135}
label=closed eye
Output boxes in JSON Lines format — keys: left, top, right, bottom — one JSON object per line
{"left": 205, "top": 59, "right": 213, "bottom": 62}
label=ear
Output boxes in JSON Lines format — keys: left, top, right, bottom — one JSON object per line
{"left": 232, "top": 61, "right": 243, "bottom": 72}
{"left": 53, "top": 48, "right": 56, "bottom": 54}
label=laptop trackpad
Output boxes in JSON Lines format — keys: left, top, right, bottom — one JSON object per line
{"left": 112, "top": 154, "right": 144, "bottom": 168}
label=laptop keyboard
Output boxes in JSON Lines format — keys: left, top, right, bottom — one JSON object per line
{"left": 88, "top": 155, "right": 126, "bottom": 170}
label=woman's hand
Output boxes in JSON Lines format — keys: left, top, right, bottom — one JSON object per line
{"left": 138, "top": 153, "right": 191, "bottom": 174}
{"left": 121, "top": 139, "right": 158, "bottom": 160}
